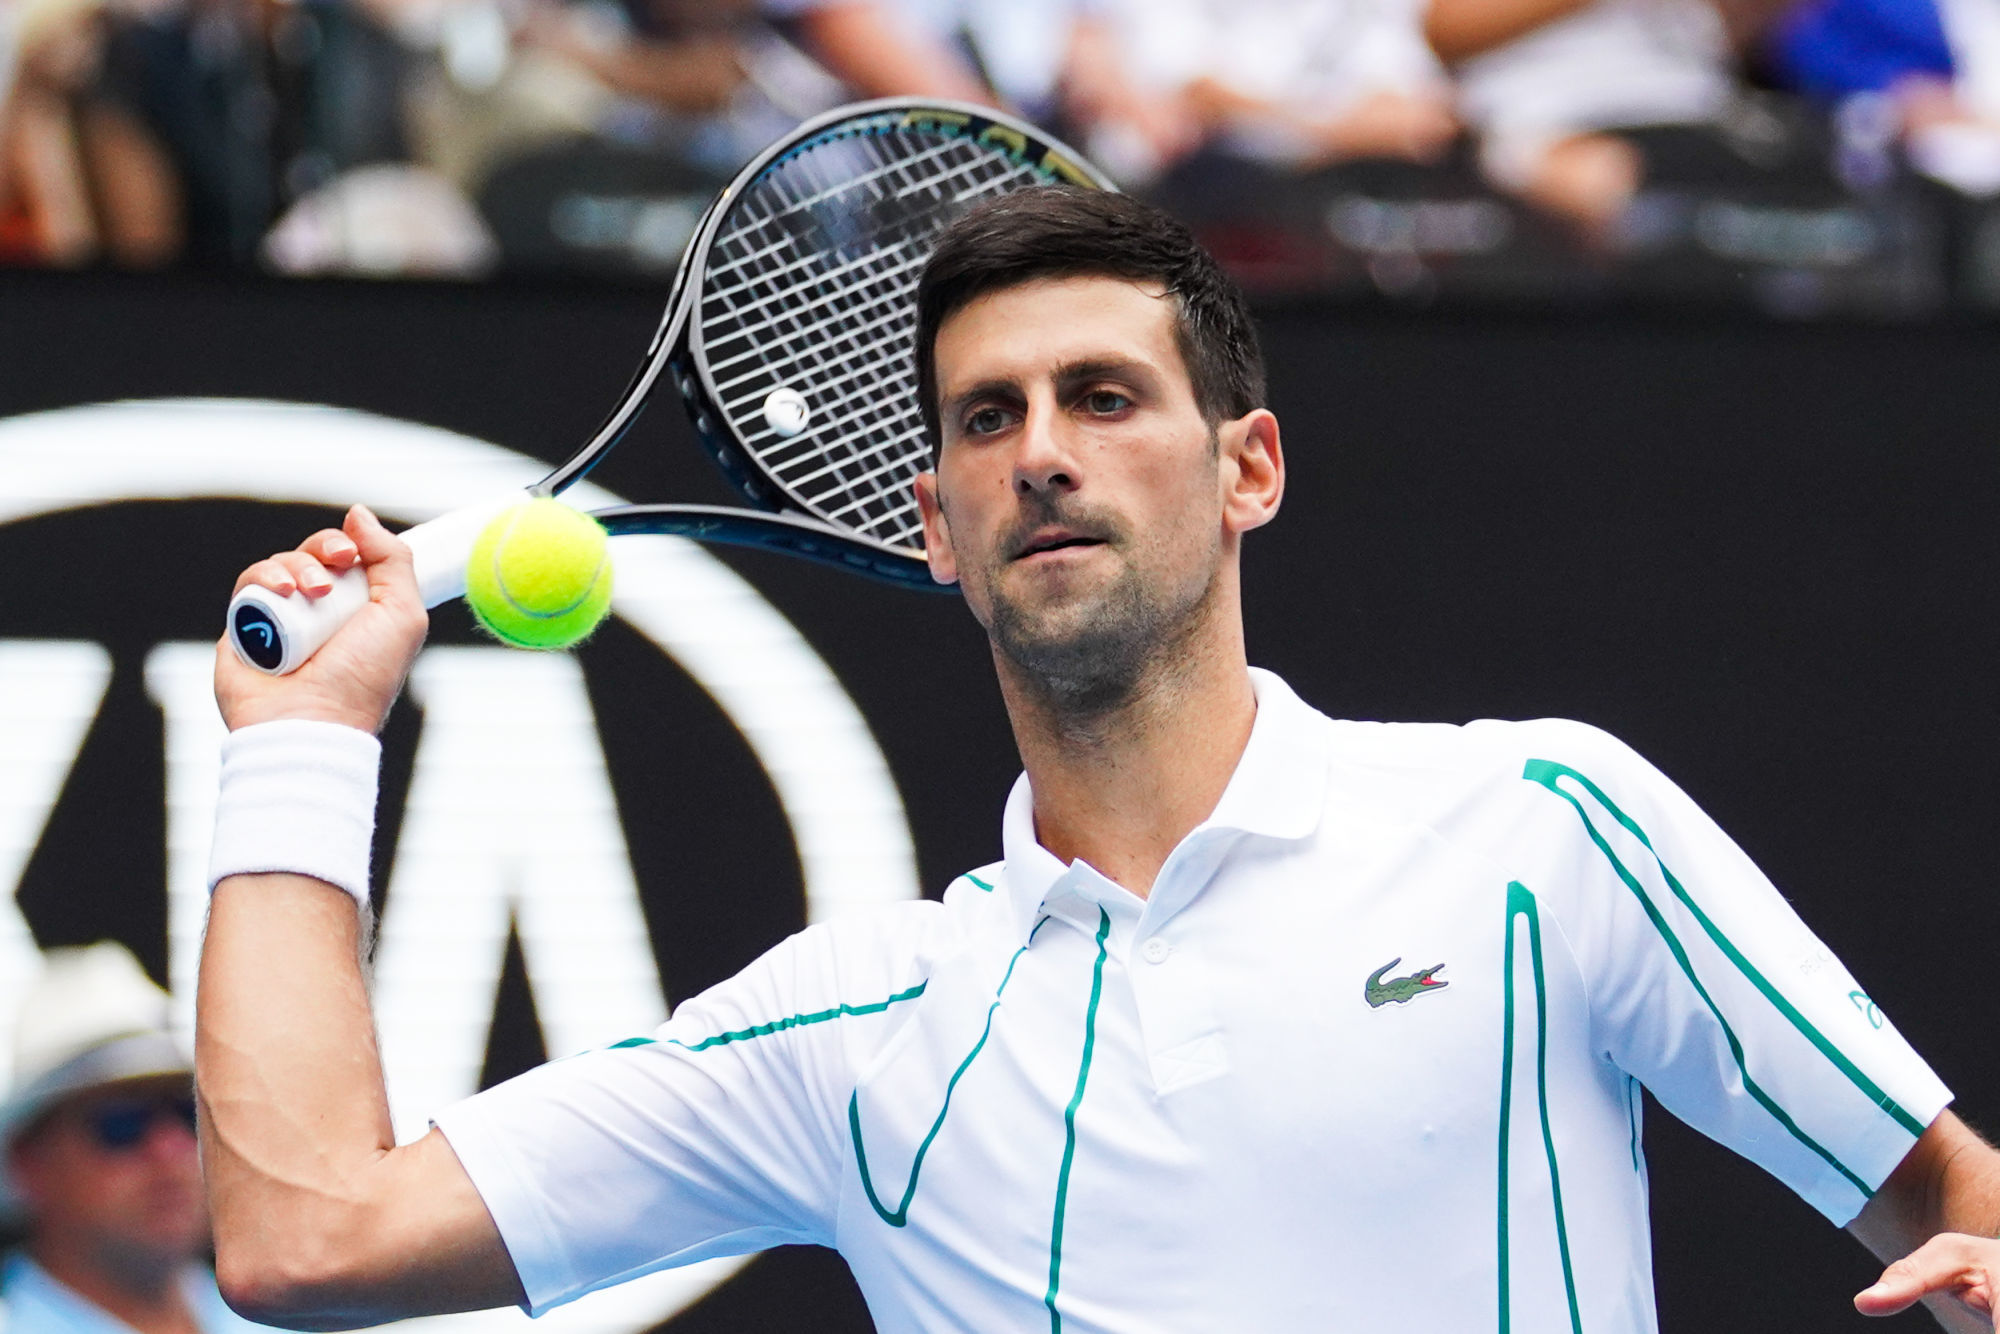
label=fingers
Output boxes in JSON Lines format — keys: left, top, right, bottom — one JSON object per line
{"left": 299, "top": 525, "right": 359, "bottom": 570}
{"left": 1855, "top": 1233, "right": 1996, "bottom": 1317}
{"left": 230, "top": 511, "right": 399, "bottom": 601}
{"left": 231, "top": 550, "right": 340, "bottom": 598}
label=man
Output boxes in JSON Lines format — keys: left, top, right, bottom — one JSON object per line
{"left": 202, "top": 187, "right": 2000, "bottom": 1330}
{"left": 2, "top": 942, "right": 268, "bottom": 1334}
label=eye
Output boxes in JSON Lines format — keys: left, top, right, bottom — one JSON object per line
{"left": 963, "top": 405, "right": 1013, "bottom": 437}
{"left": 1082, "top": 389, "right": 1132, "bottom": 416}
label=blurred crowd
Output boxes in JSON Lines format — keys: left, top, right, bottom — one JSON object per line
{"left": 3, "top": 0, "right": 1999, "bottom": 302}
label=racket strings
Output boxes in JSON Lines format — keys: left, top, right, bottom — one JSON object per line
{"left": 703, "top": 247, "right": 920, "bottom": 387}
{"left": 695, "top": 116, "right": 1061, "bottom": 546}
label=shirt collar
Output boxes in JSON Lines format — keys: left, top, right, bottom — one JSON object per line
{"left": 999, "top": 668, "right": 1330, "bottom": 945}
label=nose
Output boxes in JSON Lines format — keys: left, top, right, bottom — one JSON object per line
{"left": 1012, "top": 398, "right": 1078, "bottom": 497}
{"left": 139, "top": 1112, "right": 198, "bottom": 1164}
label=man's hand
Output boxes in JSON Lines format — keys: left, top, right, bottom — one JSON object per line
{"left": 1850, "top": 1112, "right": 2000, "bottom": 1332}
{"left": 214, "top": 505, "right": 428, "bottom": 735}
{"left": 1857, "top": 1233, "right": 2000, "bottom": 1327}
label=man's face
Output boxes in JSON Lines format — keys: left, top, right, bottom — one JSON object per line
{"left": 916, "top": 275, "right": 1235, "bottom": 704}
{"left": 8, "top": 1082, "right": 207, "bottom": 1269}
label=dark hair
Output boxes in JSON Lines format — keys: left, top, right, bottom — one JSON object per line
{"left": 914, "top": 188, "right": 1265, "bottom": 453}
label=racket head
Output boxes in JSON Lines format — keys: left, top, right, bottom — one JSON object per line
{"left": 674, "top": 100, "right": 1114, "bottom": 580}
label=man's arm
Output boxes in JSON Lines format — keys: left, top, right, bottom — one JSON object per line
{"left": 200, "top": 508, "right": 524, "bottom": 1328}
{"left": 1850, "top": 1111, "right": 2000, "bottom": 1331}
{"left": 201, "top": 879, "right": 525, "bottom": 1327}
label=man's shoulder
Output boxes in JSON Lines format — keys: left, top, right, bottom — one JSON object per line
{"left": 776, "top": 896, "right": 961, "bottom": 976}
{"left": 1305, "top": 707, "right": 1654, "bottom": 823}
{"left": 1319, "top": 712, "right": 1639, "bottom": 778}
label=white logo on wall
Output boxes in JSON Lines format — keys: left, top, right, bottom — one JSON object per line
{"left": 0, "top": 401, "right": 921, "bottom": 1332}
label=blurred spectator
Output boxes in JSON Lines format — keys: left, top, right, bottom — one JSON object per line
{"left": 0, "top": 0, "right": 180, "bottom": 266}
{"left": 1765, "top": 0, "right": 2000, "bottom": 193}
{"left": 763, "top": 0, "right": 1192, "bottom": 181}
{"left": 1096, "top": 0, "right": 1455, "bottom": 180}
{"left": 94, "top": 0, "right": 414, "bottom": 266}
{"left": 1431, "top": 0, "right": 1746, "bottom": 237}
{"left": 261, "top": 160, "right": 497, "bottom": 275}
{"left": 761, "top": 0, "right": 997, "bottom": 106}
{"left": 504, "top": 0, "right": 844, "bottom": 173}
{"left": 1, "top": 942, "right": 266, "bottom": 1334}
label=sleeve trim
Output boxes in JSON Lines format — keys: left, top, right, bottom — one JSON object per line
{"left": 1523, "top": 757, "right": 1925, "bottom": 1197}
{"left": 602, "top": 980, "right": 929, "bottom": 1056}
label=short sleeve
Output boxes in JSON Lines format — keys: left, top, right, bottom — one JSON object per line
{"left": 1515, "top": 723, "right": 1952, "bottom": 1226}
{"left": 432, "top": 903, "right": 944, "bottom": 1315}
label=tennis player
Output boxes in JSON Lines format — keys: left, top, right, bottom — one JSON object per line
{"left": 203, "top": 188, "right": 2000, "bottom": 1332}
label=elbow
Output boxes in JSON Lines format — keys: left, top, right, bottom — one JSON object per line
{"left": 214, "top": 1226, "right": 382, "bottom": 1330}
{"left": 215, "top": 1267, "right": 312, "bottom": 1330}
{"left": 215, "top": 1249, "right": 334, "bottom": 1330}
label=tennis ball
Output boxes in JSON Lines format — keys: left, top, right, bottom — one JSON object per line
{"left": 464, "top": 499, "right": 613, "bottom": 650}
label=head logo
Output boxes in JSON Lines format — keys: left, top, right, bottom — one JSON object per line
{"left": 0, "top": 400, "right": 920, "bottom": 1333}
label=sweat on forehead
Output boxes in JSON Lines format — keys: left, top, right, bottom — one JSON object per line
{"left": 913, "top": 188, "right": 1266, "bottom": 457}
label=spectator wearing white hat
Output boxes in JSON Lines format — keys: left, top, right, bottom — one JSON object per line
{"left": 1, "top": 943, "right": 266, "bottom": 1334}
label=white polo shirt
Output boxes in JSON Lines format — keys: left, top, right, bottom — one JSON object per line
{"left": 433, "top": 669, "right": 1951, "bottom": 1333}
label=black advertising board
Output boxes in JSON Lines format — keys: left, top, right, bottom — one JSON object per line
{"left": 3, "top": 268, "right": 1998, "bottom": 1331}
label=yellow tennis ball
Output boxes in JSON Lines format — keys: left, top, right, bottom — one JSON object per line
{"left": 464, "top": 499, "right": 613, "bottom": 650}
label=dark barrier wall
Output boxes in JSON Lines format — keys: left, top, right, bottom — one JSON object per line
{"left": 4, "top": 268, "right": 1999, "bottom": 1332}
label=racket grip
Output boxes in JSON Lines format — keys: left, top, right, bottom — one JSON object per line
{"left": 226, "top": 498, "right": 520, "bottom": 676}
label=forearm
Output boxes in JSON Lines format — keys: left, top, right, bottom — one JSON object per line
{"left": 198, "top": 875, "right": 395, "bottom": 1317}
{"left": 1851, "top": 1112, "right": 2000, "bottom": 1331}
{"left": 201, "top": 876, "right": 521, "bottom": 1326}
{"left": 1856, "top": 1115, "right": 2000, "bottom": 1249}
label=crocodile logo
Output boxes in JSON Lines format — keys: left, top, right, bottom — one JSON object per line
{"left": 1365, "top": 957, "right": 1449, "bottom": 1008}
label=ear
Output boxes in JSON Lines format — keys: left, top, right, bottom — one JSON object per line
{"left": 1218, "top": 408, "right": 1284, "bottom": 537}
{"left": 913, "top": 469, "right": 960, "bottom": 586}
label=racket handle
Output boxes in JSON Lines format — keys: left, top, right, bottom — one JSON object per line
{"left": 226, "top": 498, "right": 520, "bottom": 676}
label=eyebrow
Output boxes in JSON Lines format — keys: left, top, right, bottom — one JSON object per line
{"left": 1052, "top": 357, "right": 1152, "bottom": 396}
{"left": 941, "top": 357, "right": 1155, "bottom": 427}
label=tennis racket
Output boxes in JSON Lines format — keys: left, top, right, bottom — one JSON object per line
{"left": 228, "top": 98, "right": 1113, "bottom": 674}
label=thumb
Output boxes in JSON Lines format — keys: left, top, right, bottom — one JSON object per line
{"left": 1856, "top": 1235, "right": 1987, "bottom": 1316}
{"left": 344, "top": 504, "right": 420, "bottom": 592}
{"left": 1857, "top": 1269, "right": 1930, "bottom": 1317}
{"left": 343, "top": 504, "right": 407, "bottom": 565}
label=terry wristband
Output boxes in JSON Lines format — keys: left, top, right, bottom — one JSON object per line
{"left": 207, "top": 719, "right": 381, "bottom": 907}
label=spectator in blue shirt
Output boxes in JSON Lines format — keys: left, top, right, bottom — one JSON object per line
{"left": 1766, "top": 0, "right": 2000, "bottom": 193}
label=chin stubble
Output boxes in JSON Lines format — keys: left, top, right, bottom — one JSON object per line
{"left": 986, "top": 523, "right": 1220, "bottom": 721}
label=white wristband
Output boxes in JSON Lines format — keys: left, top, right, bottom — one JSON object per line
{"left": 208, "top": 719, "right": 382, "bottom": 907}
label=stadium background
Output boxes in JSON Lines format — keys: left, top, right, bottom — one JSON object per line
{"left": 9, "top": 0, "right": 2000, "bottom": 1328}
{"left": 5, "top": 268, "right": 1999, "bottom": 1331}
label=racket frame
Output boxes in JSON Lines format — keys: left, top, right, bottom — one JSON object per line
{"left": 539, "top": 98, "right": 1112, "bottom": 589}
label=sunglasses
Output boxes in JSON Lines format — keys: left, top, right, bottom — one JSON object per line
{"left": 80, "top": 1095, "right": 197, "bottom": 1151}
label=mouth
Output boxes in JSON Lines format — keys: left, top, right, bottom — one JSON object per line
{"left": 1012, "top": 529, "right": 1108, "bottom": 562}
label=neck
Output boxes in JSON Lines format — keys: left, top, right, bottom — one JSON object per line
{"left": 29, "top": 1237, "right": 200, "bottom": 1334}
{"left": 996, "top": 589, "right": 1256, "bottom": 898}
